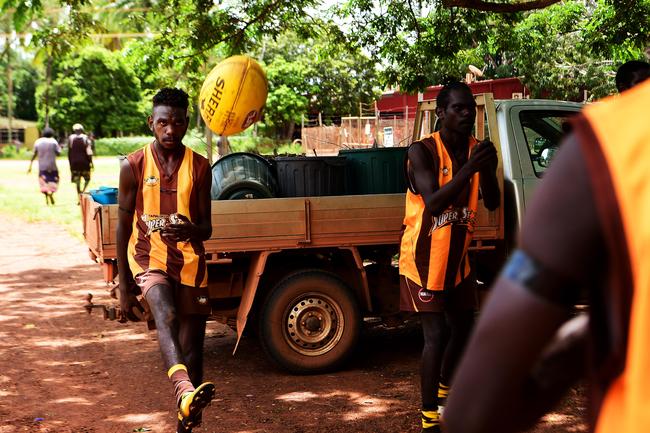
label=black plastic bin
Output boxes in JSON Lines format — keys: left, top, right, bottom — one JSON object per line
{"left": 275, "top": 156, "right": 347, "bottom": 197}
{"left": 339, "top": 147, "right": 408, "bottom": 194}
{"left": 211, "top": 152, "right": 278, "bottom": 200}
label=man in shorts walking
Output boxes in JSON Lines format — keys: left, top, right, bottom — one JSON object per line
{"left": 68, "top": 123, "right": 93, "bottom": 200}
{"left": 28, "top": 127, "right": 61, "bottom": 205}
{"left": 116, "top": 88, "right": 214, "bottom": 432}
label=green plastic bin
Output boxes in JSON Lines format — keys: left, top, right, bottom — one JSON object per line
{"left": 339, "top": 147, "right": 408, "bottom": 195}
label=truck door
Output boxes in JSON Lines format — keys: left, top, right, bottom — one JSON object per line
{"left": 508, "top": 105, "right": 581, "bottom": 210}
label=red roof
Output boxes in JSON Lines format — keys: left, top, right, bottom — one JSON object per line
{"left": 377, "top": 77, "right": 528, "bottom": 118}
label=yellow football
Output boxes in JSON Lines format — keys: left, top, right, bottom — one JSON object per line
{"left": 199, "top": 55, "right": 268, "bottom": 136}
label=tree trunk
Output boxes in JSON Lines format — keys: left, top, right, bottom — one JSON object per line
{"left": 217, "top": 135, "right": 230, "bottom": 158}
{"left": 206, "top": 128, "right": 213, "bottom": 164}
{"left": 6, "top": 43, "right": 13, "bottom": 148}
{"left": 44, "top": 55, "right": 52, "bottom": 128}
{"left": 287, "top": 122, "right": 295, "bottom": 142}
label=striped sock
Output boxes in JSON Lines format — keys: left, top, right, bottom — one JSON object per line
{"left": 168, "top": 364, "right": 195, "bottom": 407}
{"left": 421, "top": 409, "right": 440, "bottom": 430}
{"left": 437, "top": 382, "right": 450, "bottom": 415}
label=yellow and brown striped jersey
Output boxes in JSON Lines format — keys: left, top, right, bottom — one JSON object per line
{"left": 574, "top": 80, "right": 650, "bottom": 433}
{"left": 399, "top": 132, "right": 479, "bottom": 291}
{"left": 126, "top": 143, "right": 210, "bottom": 288}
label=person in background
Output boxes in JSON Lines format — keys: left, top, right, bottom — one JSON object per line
{"left": 399, "top": 81, "right": 500, "bottom": 432}
{"left": 443, "top": 80, "right": 650, "bottom": 433}
{"left": 615, "top": 60, "right": 650, "bottom": 93}
{"left": 68, "top": 123, "right": 93, "bottom": 200}
{"left": 28, "top": 127, "right": 61, "bottom": 206}
{"left": 116, "top": 88, "right": 215, "bottom": 433}
{"left": 88, "top": 131, "right": 96, "bottom": 155}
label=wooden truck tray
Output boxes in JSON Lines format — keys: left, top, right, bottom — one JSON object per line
{"left": 81, "top": 193, "right": 502, "bottom": 262}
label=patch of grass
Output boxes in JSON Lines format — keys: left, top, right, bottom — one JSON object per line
{"left": 94, "top": 136, "right": 151, "bottom": 156}
{"left": 0, "top": 145, "right": 34, "bottom": 159}
{"left": 0, "top": 138, "right": 303, "bottom": 236}
{"left": 5, "top": 129, "right": 304, "bottom": 160}
{"left": 0, "top": 157, "right": 122, "bottom": 238}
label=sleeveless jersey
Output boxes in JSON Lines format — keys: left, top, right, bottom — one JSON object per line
{"left": 69, "top": 134, "right": 91, "bottom": 171}
{"left": 575, "top": 80, "right": 650, "bottom": 433}
{"left": 399, "top": 131, "right": 479, "bottom": 291}
{"left": 126, "top": 143, "right": 210, "bottom": 288}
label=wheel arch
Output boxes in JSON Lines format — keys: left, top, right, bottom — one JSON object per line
{"left": 254, "top": 247, "right": 372, "bottom": 316}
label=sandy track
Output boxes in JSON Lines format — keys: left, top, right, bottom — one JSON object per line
{"left": 0, "top": 217, "right": 586, "bottom": 433}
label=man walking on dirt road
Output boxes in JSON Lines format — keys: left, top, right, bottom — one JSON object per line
{"left": 68, "top": 123, "right": 93, "bottom": 201}
{"left": 116, "top": 87, "right": 214, "bottom": 433}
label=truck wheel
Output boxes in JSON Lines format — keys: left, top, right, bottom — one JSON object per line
{"left": 259, "top": 271, "right": 361, "bottom": 374}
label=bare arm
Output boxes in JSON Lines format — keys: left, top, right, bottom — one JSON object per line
{"left": 478, "top": 141, "right": 500, "bottom": 210}
{"left": 28, "top": 148, "right": 37, "bottom": 173}
{"left": 444, "top": 135, "right": 606, "bottom": 433}
{"left": 86, "top": 137, "right": 93, "bottom": 168}
{"left": 116, "top": 158, "right": 141, "bottom": 321}
{"left": 409, "top": 140, "right": 495, "bottom": 216}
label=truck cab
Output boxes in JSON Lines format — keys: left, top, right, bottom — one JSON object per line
{"left": 496, "top": 99, "right": 582, "bottom": 234}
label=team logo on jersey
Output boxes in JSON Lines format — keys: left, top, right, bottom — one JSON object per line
{"left": 429, "top": 207, "right": 476, "bottom": 234}
{"left": 140, "top": 213, "right": 185, "bottom": 236}
{"left": 418, "top": 288, "right": 434, "bottom": 303}
{"left": 442, "top": 167, "right": 449, "bottom": 176}
{"left": 196, "top": 296, "right": 208, "bottom": 305}
{"left": 144, "top": 176, "right": 159, "bottom": 187}
{"left": 141, "top": 214, "right": 170, "bottom": 236}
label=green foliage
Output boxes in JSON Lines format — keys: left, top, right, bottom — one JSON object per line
{"left": 585, "top": 0, "right": 650, "bottom": 58}
{"left": 0, "top": 144, "right": 33, "bottom": 159}
{"left": 259, "top": 30, "right": 381, "bottom": 138}
{"left": 0, "top": 157, "right": 122, "bottom": 237}
{"left": 0, "top": 50, "right": 39, "bottom": 119}
{"left": 93, "top": 136, "right": 151, "bottom": 156}
{"left": 341, "top": 0, "right": 649, "bottom": 98}
{"left": 342, "top": 1, "right": 499, "bottom": 91}
{"left": 506, "top": 2, "right": 617, "bottom": 99}
{"left": 263, "top": 56, "right": 310, "bottom": 137}
{"left": 36, "top": 46, "right": 146, "bottom": 136}
{"left": 12, "top": 62, "right": 40, "bottom": 120}
{"left": 122, "top": 0, "right": 322, "bottom": 100}
{"left": 6, "top": 0, "right": 649, "bottom": 141}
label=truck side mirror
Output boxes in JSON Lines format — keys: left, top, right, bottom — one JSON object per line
{"left": 539, "top": 147, "right": 556, "bottom": 167}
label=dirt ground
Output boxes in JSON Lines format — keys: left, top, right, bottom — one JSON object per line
{"left": 0, "top": 215, "right": 589, "bottom": 433}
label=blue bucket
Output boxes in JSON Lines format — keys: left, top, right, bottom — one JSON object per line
{"left": 90, "top": 187, "right": 118, "bottom": 204}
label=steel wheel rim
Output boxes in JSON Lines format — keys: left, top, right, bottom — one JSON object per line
{"left": 282, "top": 292, "right": 345, "bottom": 357}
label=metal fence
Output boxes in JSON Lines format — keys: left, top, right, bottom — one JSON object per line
{"left": 301, "top": 115, "right": 414, "bottom": 155}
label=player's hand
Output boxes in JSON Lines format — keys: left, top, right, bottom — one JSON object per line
{"left": 466, "top": 140, "right": 497, "bottom": 173}
{"left": 162, "top": 213, "right": 195, "bottom": 243}
{"left": 118, "top": 291, "right": 145, "bottom": 323}
{"left": 478, "top": 140, "right": 498, "bottom": 172}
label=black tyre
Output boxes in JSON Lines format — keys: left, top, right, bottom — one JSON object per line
{"left": 259, "top": 270, "right": 361, "bottom": 374}
{"left": 219, "top": 180, "right": 273, "bottom": 200}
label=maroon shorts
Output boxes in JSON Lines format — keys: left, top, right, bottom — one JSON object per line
{"left": 399, "top": 275, "right": 478, "bottom": 313}
{"left": 135, "top": 269, "right": 211, "bottom": 316}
